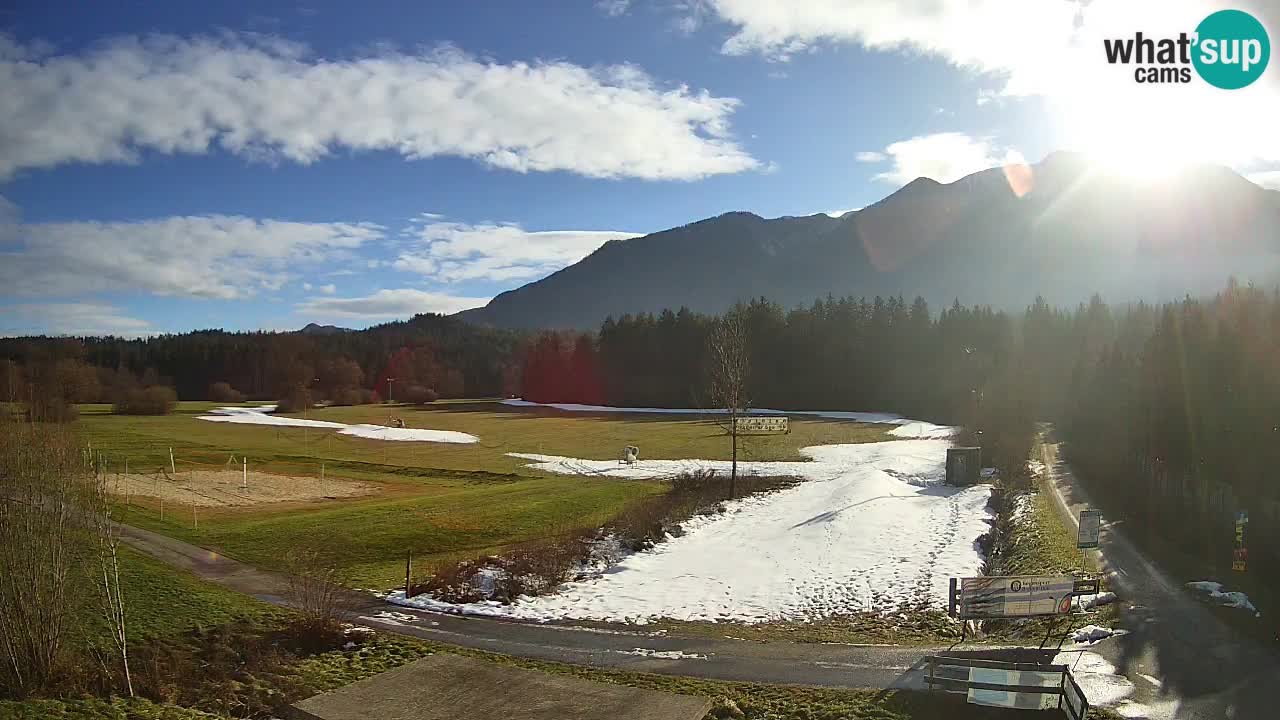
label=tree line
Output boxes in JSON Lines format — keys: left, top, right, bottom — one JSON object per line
{"left": 1, "top": 313, "right": 525, "bottom": 416}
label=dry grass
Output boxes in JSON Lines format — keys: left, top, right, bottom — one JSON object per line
{"left": 109, "top": 469, "right": 378, "bottom": 508}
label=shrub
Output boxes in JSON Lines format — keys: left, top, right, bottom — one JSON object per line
{"left": 400, "top": 384, "right": 438, "bottom": 405}
{"left": 275, "top": 385, "right": 312, "bottom": 413}
{"left": 328, "top": 386, "right": 363, "bottom": 406}
{"left": 113, "top": 386, "right": 177, "bottom": 415}
{"left": 28, "top": 396, "right": 79, "bottom": 423}
{"left": 207, "top": 382, "right": 244, "bottom": 403}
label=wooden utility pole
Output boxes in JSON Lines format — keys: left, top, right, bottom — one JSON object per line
{"left": 405, "top": 550, "right": 413, "bottom": 599}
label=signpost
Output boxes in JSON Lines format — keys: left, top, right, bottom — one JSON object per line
{"left": 951, "top": 575, "right": 1076, "bottom": 619}
{"left": 733, "top": 416, "right": 789, "bottom": 435}
{"left": 1077, "top": 510, "right": 1103, "bottom": 549}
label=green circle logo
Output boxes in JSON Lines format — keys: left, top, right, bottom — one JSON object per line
{"left": 1193, "top": 10, "right": 1270, "bottom": 89}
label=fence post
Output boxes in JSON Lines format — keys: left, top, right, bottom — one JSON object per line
{"left": 169, "top": 447, "right": 176, "bottom": 475}
{"left": 405, "top": 550, "right": 413, "bottom": 599}
{"left": 242, "top": 456, "right": 248, "bottom": 491}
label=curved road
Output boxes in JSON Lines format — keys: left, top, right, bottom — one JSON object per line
{"left": 119, "top": 522, "right": 1022, "bottom": 690}
{"left": 1037, "top": 427, "right": 1280, "bottom": 719}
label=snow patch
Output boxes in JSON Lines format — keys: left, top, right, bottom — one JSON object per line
{"left": 1070, "top": 625, "right": 1127, "bottom": 644}
{"left": 501, "top": 399, "right": 956, "bottom": 438}
{"left": 1052, "top": 650, "right": 1135, "bottom": 707}
{"left": 395, "top": 439, "right": 993, "bottom": 624}
{"left": 1074, "top": 591, "right": 1117, "bottom": 611}
{"left": 619, "top": 648, "right": 706, "bottom": 660}
{"left": 357, "top": 611, "right": 437, "bottom": 627}
{"left": 197, "top": 405, "right": 478, "bottom": 444}
{"left": 1186, "top": 581, "right": 1260, "bottom": 615}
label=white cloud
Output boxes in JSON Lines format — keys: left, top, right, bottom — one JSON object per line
{"left": 870, "top": 132, "right": 1021, "bottom": 186}
{"left": 596, "top": 0, "right": 631, "bottom": 16}
{"left": 0, "top": 33, "right": 758, "bottom": 181}
{"left": 1247, "top": 170, "right": 1280, "bottom": 190}
{"left": 0, "top": 209, "right": 384, "bottom": 299}
{"left": 319, "top": 283, "right": 336, "bottom": 294}
{"left": 393, "top": 221, "right": 642, "bottom": 283}
{"left": 1, "top": 302, "right": 153, "bottom": 337}
{"left": 824, "top": 207, "right": 861, "bottom": 217}
{"left": 697, "top": 1, "right": 1280, "bottom": 168}
{"left": 297, "top": 288, "right": 488, "bottom": 319}
{"left": 855, "top": 151, "right": 885, "bottom": 163}
{"left": 302, "top": 282, "right": 313, "bottom": 291}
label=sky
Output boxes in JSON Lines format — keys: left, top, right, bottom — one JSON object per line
{"left": 2, "top": 0, "right": 1278, "bottom": 336}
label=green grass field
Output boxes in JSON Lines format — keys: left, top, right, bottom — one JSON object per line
{"left": 76, "top": 400, "right": 891, "bottom": 476}
{"left": 79, "top": 400, "right": 892, "bottom": 588}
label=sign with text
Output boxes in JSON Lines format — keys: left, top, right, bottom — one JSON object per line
{"left": 955, "top": 575, "right": 1075, "bottom": 619}
{"left": 734, "top": 416, "right": 789, "bottom": 435}
{"left": 1077, "top": 510, "right": 1103, "bottom": 549}
{"left": 1234, "top": 512, "right": 1248, "bottom": 572}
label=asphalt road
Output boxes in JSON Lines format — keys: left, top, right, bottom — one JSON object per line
{"left": 1037, "top": 426, "right": 1280, "bottom": 719}
{"left": 120, "top": 521, "right": 1036, "bottom": 690}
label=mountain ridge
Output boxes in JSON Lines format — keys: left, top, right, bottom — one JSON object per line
{"left": 457, "top": 154, "right": 1280, "bottom": 330}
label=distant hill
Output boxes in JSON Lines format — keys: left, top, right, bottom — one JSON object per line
{"left": 299, "top": 322, "right": 349, "bottom": 335}
{"left": 457, "top": 152, "right": 1280, "bottom": 329}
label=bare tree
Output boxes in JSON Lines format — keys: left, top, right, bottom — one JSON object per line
{"left": 0, "top": 419, "right": 91, "bottom": 696}
{"left": 707, "top": 308, "right": 749, "bottom": 498}
{"left": 284, "top": 549, "right": 356, "bottom": 643}
{"left": 90, "top": 461, "right": 133, "bottom": 697}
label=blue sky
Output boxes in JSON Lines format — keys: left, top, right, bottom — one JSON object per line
{"left": 2, "top": 0, "right": 1278, "bottom": 335}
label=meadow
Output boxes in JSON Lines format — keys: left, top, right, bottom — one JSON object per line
{"left": 78, "top": 400, "right": 892, "bottom": 588}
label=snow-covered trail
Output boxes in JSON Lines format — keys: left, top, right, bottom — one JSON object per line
{"left": 500, "top": 399, "right": 956, "bottom": 439}
{"left": 195, "top": 405, "right": 479, "bottom": 444}
{"left": 394, "top": 438, "right": 993, "bottom": 624}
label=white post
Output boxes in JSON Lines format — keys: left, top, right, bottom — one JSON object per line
{"left": 321, "top": 463, "right": 325, "bottom": 481}
{"left": 242, "top": 456, "right": 248, "bottom": 491}
{"left": 169, "top": 447, "right": 176, "bottom": 474}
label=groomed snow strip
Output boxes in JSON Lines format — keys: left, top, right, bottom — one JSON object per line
{"left": 500, "top": 399, "right": 956, "bottom": 439}
{"left": 196, "top": 405, "right": 479, "bottom": 444}
{"left": 392, "top": 438, "right": 993, "bottom": 624}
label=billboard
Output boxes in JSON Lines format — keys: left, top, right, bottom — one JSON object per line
{"left": 953, "top": 575, "right": 1075, "bottom": 619}
{"left": 734, "top": 416, "right": 789, "bottom": 435}
{"left": 1077, "top": 510, "right": 1103, "bottom": 549}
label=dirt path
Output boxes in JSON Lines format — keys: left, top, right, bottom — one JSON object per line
{"left": 1037, "top": 425, "right": 1280, "bottom": 719}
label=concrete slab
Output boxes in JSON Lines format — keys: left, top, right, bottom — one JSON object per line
{"left": 291, "top": 654, "right": 713, "bottom": 720}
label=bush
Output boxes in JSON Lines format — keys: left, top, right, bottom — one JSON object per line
{"left": 28, "top": 396, "right": 79, "bottom": 423}
{"left": 328, "top": 386, "right": 363, "bottom": 406}
{"left": 207, "top": 382, "right": 244, "bottom": 403}
{"left": 114, "top": 386, "right": 177, "bottom": 415}
{"left": 275, "top": 386, "right": 312, "bottom": 413}
{"left": 400, "top": 385, "right": 438, "bottom": 405}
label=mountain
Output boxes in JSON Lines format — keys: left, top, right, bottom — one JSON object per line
{"left": 299, "top": 322, "right": 349, "bottom": 335}
{"left": 457, "top": 153, "right": 1280, "bottom": 329}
